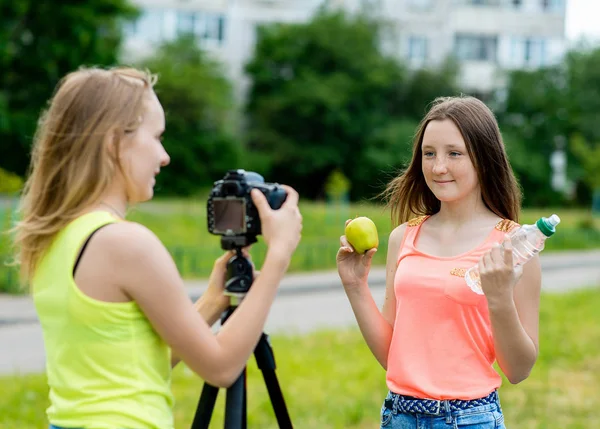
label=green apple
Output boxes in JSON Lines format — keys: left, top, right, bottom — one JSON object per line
{"left": 345, "top": 216, "right": 379, "bottom": 254}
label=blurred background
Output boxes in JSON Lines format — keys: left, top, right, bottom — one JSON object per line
{"left": 1, "top": 0, "right": 599, "bottom": 428}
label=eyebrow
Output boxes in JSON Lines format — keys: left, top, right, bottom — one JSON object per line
{"left": 422, "top": 143, "right": 463, "bottom": 150}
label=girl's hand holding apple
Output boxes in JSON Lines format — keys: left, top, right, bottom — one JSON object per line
{"left": 336, "top": 217, "right": 379, "bottom": 290}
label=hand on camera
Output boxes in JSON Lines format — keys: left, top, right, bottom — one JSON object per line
{"left": 336, "top": 219, "right": 377, "bottom": 290}
{"left": 250, "top": 185, "right": 302, "bottom": 258}
{"left": 204, "top": 247, "right": 255, "bottom": 313}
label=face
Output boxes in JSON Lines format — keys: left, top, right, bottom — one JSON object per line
{"left": 119, "top": 90, "right": 170, "bottom": 203}
{"left": 421, "top": 119, "right": 479, "bottom": 203}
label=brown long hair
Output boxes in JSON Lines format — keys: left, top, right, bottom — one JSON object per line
{"left": 12, "top": 66, "right": 157, "bottom": 282}
{"left": 382, "top": 96, "right": 522, "bottom": 227}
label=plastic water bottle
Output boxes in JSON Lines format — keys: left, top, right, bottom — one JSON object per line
{"left": 465, "top": 214, "right": 561, "bottom": 295}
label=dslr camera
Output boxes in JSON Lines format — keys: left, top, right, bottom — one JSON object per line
{"left": 207, "top": 169, "right": 287, "bottom": 249}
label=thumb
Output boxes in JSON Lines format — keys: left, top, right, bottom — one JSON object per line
{"left": 364, "top": 248, "right": 377, "bottom": 264}
{"left": 215, "top": 251, "right": 234, "bottom": 268}
{"left": 251, "top": 189, "right": 269, "bottom": 214}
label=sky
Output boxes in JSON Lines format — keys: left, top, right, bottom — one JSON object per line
{"left": 565, "top": 0, "right": 600, "bottom": 43}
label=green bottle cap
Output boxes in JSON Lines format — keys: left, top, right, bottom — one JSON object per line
{"left": 536, "top": 214, "right": 561, "bottom": 237}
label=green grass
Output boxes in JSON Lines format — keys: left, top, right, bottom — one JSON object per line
{"left": 2, "top": 287, "right": 599, "bottom": 428}
{"left": 129, "top": 201, "right": 600, "bottom": 275}
{"left": 2, "top": 198, "right": 599, "bottom": 292}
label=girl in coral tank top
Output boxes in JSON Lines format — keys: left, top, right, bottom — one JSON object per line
{"left": 336, "top": 96, "right": 542, "bottom": 429}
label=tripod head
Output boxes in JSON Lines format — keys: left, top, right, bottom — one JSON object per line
{"left": 223, "top": 246, "right": 254, "bottom": 306}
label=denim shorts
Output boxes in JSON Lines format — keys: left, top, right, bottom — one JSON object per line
{"left": 380, "top": 390, "right": 507, "bottom": 429}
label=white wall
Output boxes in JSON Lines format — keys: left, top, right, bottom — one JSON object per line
{"left": 121, "top": 0, "right": 567, "bottom": 96}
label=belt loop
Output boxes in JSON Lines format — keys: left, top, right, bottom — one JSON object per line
{"left": 393, "top": 392, "right": 399, "bottom": 414}
{"left": 443, "top": 400, "right": 453, "bottom": 424}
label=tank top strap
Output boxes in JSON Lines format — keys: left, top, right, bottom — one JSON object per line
{"left": 61, "top": 211, "right": 121, "bottom": 270}
{"left": 397, "top": 215, "right": 429, "bottom": 264}
{"left": 487, "top": 218, "right": 521, "bottom": 243}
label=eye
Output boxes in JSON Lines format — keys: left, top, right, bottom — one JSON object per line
{"left": 423, "top": 151, "right": 434, "bottom": 158}
{"left": 449, "top": 151, "right": 462, "bottom": 157}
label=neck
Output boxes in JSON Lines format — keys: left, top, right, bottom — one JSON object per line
{"left": 435, "top": 190, "right": 491, "bottom": 226}
{"left": 97, "top": 188, "right": 128, "bottom": 219}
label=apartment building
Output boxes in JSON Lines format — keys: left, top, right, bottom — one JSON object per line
{"left": 121, "top": 0, "right": 567, "bottom": 97}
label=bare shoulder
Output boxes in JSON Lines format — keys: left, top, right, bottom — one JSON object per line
{"left": 388, "top": 223, "right": 408, "bottom": 249}
{"left": 93, "top": 221, "right": 164, "bottom": 257}
{"left": 386, "top": 222, "right": 408, "bottom": 267}
{"left": 90, "top": 221, "right": 173, "bottom": 278}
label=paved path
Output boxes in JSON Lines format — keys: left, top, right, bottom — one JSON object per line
{"left": 0, "top": 250, "right": 598, "bottom": 375}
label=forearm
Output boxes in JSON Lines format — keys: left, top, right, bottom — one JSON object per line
{"left": 171, "top": 296, "right": 225, "bottom": 368}
{"left": 212, "top": 248, "right": 289, "bottom": 377}
{"left": 488, "top": 298, "right": 538, "bottom": 384}
{"left": 345, "top": 285, "right": 393, "bottom": 369}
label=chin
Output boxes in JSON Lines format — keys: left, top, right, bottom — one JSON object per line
{"left": 432, "top": 192, "right": 465, "bottom": 203}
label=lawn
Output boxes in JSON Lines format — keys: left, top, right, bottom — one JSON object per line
{"left": 1, "top": 198, "right": 599, "bottom": 292}
{"left": 1, "top": 287, "right": 599, "bottom": 428}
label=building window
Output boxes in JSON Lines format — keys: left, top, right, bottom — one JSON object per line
{"left": 510, "top": 37, "right": 547, "bottom": 67}
{"left": 407, "top": 36, "right": 428, "bottom": 62}
{"left": 176, "top": 11, "right": 226, "bottom": 43}
{"left": 541, "top": 0, "right": 563, "bottom": 11}
{"left": 524, "top": 38, "right": 546, "bottom": 66}
{"left": 466, "top": 0, "right": 500, "bottom": 5}
{"left": 407, "top": 0, "right": 432, "bottom": 9}
{"left": 454, "top": 34, "right": 498, "bottom": 62}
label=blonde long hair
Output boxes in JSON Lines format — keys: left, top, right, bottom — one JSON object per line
{"left": 13, "top": 66, "right": 157, "bottom": 282}
{"left": 382, "top": 96, "right": 522, "bottom": 226}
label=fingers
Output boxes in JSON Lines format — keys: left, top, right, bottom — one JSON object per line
{"left": 215, "top": 250, "right": 234, "bottom": 267}
{"left": 489, "top": 243, "right": 504, "bottom": 268}
{"left": 250, "top": 189, "right": 269, "bottom": 214}
{"left": 365, "top": 247, "right": 377, "bottom": 261}
{"left": 345, "top": 218, "right": 352, "bottom": 227}
{"left": 339, "top": 235, "right": 354, "bottom": 252}
{"left": 280, "top": 185, "right": 299, "bottom": 207}
{"left": 502, "top": 236, "right": 514, "bottom": 266}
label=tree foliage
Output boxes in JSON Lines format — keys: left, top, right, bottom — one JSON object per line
{"left": 138, "top": 35, "right": 241, "bottom": 195}
{"left": 0, "top": 0, "right": 139, "bottom": 176}
{"left": 500, "top": 46, "right": 600, "bottom": 206}
{"left": 244, "top": 10, "right": 459, "bottom": 200}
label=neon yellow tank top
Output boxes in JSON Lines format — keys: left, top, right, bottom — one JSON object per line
{"left": 32, "top": 211, "right": 174, "bottom": 429}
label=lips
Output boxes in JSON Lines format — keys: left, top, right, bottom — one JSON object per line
{"left": 434, "top": 180, "right": 454, "bottom": 184}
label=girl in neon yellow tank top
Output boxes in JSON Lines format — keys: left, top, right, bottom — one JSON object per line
{"left": 13, "top": 66, "right": 303, "bottom": 429}
{"left": 336, "top": 96, "right": 542, "bottom": 429}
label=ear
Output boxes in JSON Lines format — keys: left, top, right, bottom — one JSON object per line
{"left": 105, "top": 129, "right": 120, "bottom": 161}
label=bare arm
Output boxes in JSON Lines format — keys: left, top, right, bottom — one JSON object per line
{"left": 336, "top": 223, "right": 405, "bottom": 369}
{"left": 90, "top": 188, "right": 302, "bottom": 388}
{"left": 480, "top": 239, "right": 541, "bottom": 384}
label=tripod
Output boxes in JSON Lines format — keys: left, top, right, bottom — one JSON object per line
{"left": 190, "top": 247, "right": 293, "bottom": 429}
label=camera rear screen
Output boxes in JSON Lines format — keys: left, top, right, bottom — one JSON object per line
{"left": 213, "top": 198, "right": 246, "bottom": 234}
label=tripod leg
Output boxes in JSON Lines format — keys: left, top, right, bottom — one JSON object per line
{"left": 254, "top": 333, "right": 293, "bottom": 429}
{"left": 191, "top": 383, "right": 219, "bottom": 429}
{"left": 224, "top": 368, "right": 247, "bottom": 429}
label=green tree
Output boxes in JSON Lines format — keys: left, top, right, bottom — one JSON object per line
{"left": 402, "top": 57, "right": 461, "bottom": 121}
{"left": 0, "top": 0, "right": 139, "bottom": 176}
{"left": 139, "top": 35, "right": 241, "bottom": 195}
{"left": 244, "top": 10, "right": 410, "bottom": 200}
{"left": 500, "top": 46, "right": 600, "bottom": 207}
{"left": 500, "top": 66, "right": 573, "bottom": 206}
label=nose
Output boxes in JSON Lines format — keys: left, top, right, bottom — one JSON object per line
{"left": 160, "top": 145, "right": 170, "bottom": 167}
{"left": 432, "top": 159, "right": 447, "bottom": 175}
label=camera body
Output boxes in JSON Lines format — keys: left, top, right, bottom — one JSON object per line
{"left": 207, "top": 169, "right": 287, "bottom": 249}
